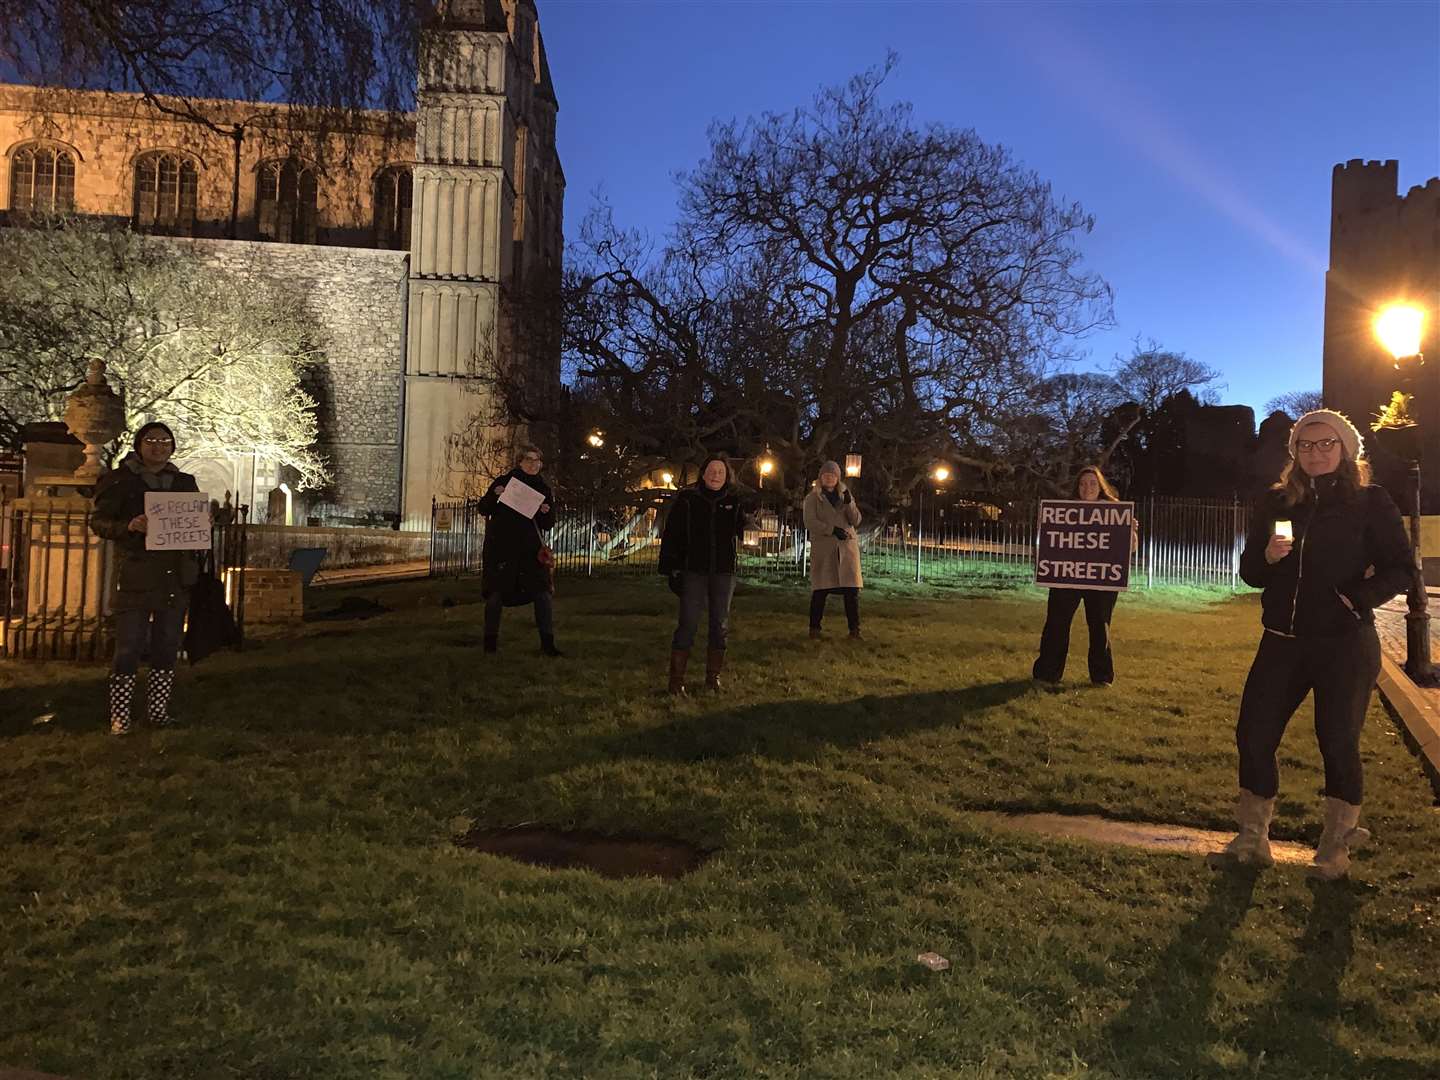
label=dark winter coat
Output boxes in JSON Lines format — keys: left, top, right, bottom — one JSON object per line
{"left": 1239, "top": 476, "right": 1411, "bottom": 638}
{"left": 478, "top": 468, "right": 555, "bottom": 605}
{"left": 89, "top": 454, "right": 201, "bottom": 613}
{"left": 658, "top": 483, "right": 748, "bottom": 576}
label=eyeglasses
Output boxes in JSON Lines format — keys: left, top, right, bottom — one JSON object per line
{"left": 142, "top": 437, "right": 174, "bottom": 447}
{"left": 1295, "top": 438, "right": 1339, "bottom": 453}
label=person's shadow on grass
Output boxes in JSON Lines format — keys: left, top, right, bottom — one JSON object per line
{"left": 1229, "top": 880, "right": 1425, "bottom": 1079}
{"left": 1097, "top": 867, "right": 1259, "bottom": 1077}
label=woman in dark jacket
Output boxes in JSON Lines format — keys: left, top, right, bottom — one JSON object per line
{"left": 1218, "top": 409, "right": 1411, "bottom": 880}
{"left": 89, "top": 422, "right": 201, "bottom": 734}
{"left": 658, "top": 456, "right": 747, "bottom": 694}
{"left": 1032, "top": 465, "right": 1136, "bottom": 686}
{"left": 477, "top": 445, "right": 561, "bottom": 657}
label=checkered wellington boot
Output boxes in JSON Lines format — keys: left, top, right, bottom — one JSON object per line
{"left": 147, "top": 669, "right": 178, "bottom": 728}
{"left": 109, "top": 673, "right": 136, "bottom": 736}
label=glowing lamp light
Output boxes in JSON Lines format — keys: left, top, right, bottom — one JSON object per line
{"left": 661, "top": 471, "right": 674, "bottom": 486}
{"left": 1376, "top": 305, "right": 1424, "bottom": 361}
{"left": 932, "top": 466, "right": 950, "bottom": 482}
{"left": 844, "top": 454, "right": 862, "bottom": 477}
{"left": 587, "top": 432, "right": 605, "bottom": 448}
{"left": 759, "top": 459, "right": 775, "bottom": 476}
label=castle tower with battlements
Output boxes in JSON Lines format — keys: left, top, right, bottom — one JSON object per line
{"left": 1322, "top": 159, "right": 1440, "bottom": 508}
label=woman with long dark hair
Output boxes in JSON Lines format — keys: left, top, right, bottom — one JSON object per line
{"left": 1219, "top": 410, "right": 1410, "bottom": 879}
{"left": 89, "top": 422, "right": 201, "bottom": 734}
{"left": 477, "top": 444, "right": 561, "bottom": 657}
{"left": 1032, "top": 465, "right": 1133, "bottom": 686}
{"left": 658, "top": 455, "right": 747, "bottom": 694}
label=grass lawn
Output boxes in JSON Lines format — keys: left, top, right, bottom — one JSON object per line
{"left": 2, "top": 576, "right": 1438, "bottom": 1080}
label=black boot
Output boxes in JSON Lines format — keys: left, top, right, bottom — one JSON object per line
{"left": 540, "top": 634, "right": 563, "bottom": 658}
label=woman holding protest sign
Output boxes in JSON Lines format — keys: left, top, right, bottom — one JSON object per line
{"left": 803, "top": 460, "right": 863, "bottom": 639}
{"left": 89, "top": 422, "right": 201, "bottom": 734}
{"left": 1032, "top": 465, "right": 1136, "bottom": 686}
{"left": 477, "top": 445, "right": 561, "bottom": 657}
{"left": 1219, "top": 410, "right": 1410, "bottom": 880}
{"left": 658, "top": 455, "right": 748, "bottom": 694}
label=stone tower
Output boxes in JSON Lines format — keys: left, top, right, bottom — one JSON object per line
{"left": 1322, "top": 159, "right": 1440, "bottom": 507}
{"left": 402, "top": 0, "right": 562, "bottom": 522}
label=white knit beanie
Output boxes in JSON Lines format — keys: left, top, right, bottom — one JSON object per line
{"left": 1289, "top": 409, "right": 1363, "bottom": 459}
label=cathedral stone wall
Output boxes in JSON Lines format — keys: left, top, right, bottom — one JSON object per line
{"left": 186, "top": 239, "right": 409, "bottom": 515}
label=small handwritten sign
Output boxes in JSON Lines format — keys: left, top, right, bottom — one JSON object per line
{"left": 145, "top": 491, "right": 212, "bottom": 551}
{"left": 1034, "top": 499, "right": 1134, "bottom": 591}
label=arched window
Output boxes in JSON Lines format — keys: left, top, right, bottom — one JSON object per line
{"left": 373, "top": 166, "right": 412, "bottom": 249}
{"left": 133, "top": 151, "right": 199, "bottom": 235}
{"left": 255, "top": 157, "right": 318, "bottom": 244}
{"left": 9, "top": 143, "right": 76, "bottom": 213}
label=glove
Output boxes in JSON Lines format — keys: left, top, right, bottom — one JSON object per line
{"left": 667, "top": 570, "right": 685, "bottom": 597}
{"left": 842, "top": 490, "right": 852, "bottom": 505}
{"left": 832, "top": 526, "right": 849, "bottom": 541}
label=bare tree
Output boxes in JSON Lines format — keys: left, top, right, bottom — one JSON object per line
{"left": 548, "top": 60, "right": 1111, "bottom": 506}
{"left": 0, "top": 217, "right": 328, "bottom": 486}
{"left": 1110, "top": 337, "right": 1223, "bottom": 413}
{"left": 1265, "top": 389, "right": 1323, "bottom": 418}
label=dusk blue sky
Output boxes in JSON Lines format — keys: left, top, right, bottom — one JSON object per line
{"left": 539, "top": 0, "right": 1440, "bottom": 418}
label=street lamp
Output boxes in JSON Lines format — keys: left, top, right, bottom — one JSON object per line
{"left": 758, "top": 455, "right": 775, "bottom": 489}
{"left": 587, "top": 431, "right": 604, "bottom": 448}
{"left": 916, "top": 463, "right": 950, "bottom": 583}
{"left": 661, "top": 471, "right": 674, "bottom": 488}
{"left": 845, "top": 454, "right": 862, "bottom": 478}
{"left": 1374, "top": 303, "right": 1434, "bottom": 685}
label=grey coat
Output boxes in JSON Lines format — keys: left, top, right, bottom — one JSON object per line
{"left": 804, "top": 485, "right": 863, "bottom": 590}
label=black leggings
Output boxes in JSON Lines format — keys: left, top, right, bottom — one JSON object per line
{"left": 809, "top": 587, "right": 859, "bottom": 630}
{"left": 1033, "top": 588, "right": 1117, "bottom": 683}
{"left": 1235, "top": 627, "right": 1379, "bottom": 804}
{"left": 484, "top": 591, "right": 554, "bottom": 639}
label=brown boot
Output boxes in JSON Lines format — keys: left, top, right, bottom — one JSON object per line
{"left": 705, "top": 648, "right": 725, "bottom": 691}
{"left": 668, "top": 649, "right": 690, "bottom": 696}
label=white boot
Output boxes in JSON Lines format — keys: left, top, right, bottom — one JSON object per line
{"left": 1309, "top": 797, "right": 1369, "bottom": 880}
{"left": 1215, "top": 788, "right": 1276, "bottom": 867}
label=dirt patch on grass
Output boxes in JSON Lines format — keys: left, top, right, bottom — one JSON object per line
{"left": 977, "top": 811, "right": 1315, "bottom": 864}
{"left": 456, "top": 824, "right": 710, "bottom": 880}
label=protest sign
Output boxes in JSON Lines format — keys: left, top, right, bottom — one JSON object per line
{"left": 144, "top": 491, "right": 212, "bottom": 551}
{"left": 1034, "top": 499, "right": 1134, "bottom": 591}
{"left": 498, "top": 477, "right": 546, "bottom": 519}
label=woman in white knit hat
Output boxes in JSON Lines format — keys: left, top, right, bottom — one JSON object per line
{"left": 1220, "top": 409, "right": 1411, "bottom": 879}
{"left": 803, "top": 461, "right": 864, "bottom": 638}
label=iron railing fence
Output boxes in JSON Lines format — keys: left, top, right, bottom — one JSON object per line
{"left": 431, "top": 492, "right": 1253, "bottom": 591}
{"left": 2, "top": 499, "right": 249, "bottom": 661}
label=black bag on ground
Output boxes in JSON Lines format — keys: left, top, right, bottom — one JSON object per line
{"left": 184, "top": 571, "right": 239, "bottom": 663}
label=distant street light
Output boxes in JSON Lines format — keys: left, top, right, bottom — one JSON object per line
{"left": 917, "top": 462, "right": 951, "bottom": 583}
{"left": 1374, "top": 303, "right": 1434, "bottom": 685}
{"left": 758, "top": 454, "right": 775, "bottom": 489}
{"left": 661, "top": 471, "right": 674, "bottom": 487}
{"left": 587, "top": 431, "right": 605, "bottom": 448}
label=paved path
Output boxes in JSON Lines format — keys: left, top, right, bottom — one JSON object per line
{"left": 1371, "top": 590, "right": 1440, "bottom": 779}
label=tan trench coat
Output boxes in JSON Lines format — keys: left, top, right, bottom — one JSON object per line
{"left": 804, "top": 485, "right": 863, "bottom": 590}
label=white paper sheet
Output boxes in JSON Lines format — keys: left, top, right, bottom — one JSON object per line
{"left": 497, "top": 477, "right": 546, "bottom": 519}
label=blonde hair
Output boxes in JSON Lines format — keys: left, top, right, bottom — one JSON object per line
{"left": 1076, "top": 466, "right": 1120, "bottom": 501}
{"left": 1272, "top": 453, "right": 1370, "bottom": 507}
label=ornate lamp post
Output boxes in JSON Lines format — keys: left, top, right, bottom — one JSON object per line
{"left": 1374, "top": 304, "right": 1435, "bottom": 685}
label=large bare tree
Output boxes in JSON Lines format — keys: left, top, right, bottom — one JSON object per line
{"left": 547, "top": 60, "right": 1111, "bottom": 505}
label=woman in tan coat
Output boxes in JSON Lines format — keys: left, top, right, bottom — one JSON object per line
{"left": 803, "top": 460, "right": 864, "bottom": 638}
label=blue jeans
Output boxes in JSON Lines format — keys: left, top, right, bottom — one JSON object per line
{"left": 112, "top": 605, "right": 186, "bottom": 675}
{"left": 672, "top": 572, "right": 736, "bottom": 651}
